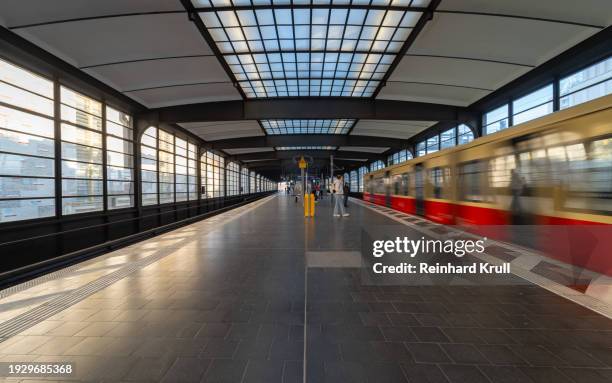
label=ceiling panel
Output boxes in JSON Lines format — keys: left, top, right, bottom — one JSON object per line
{"left": 179, "top": 121, "right": 263, "bottom": 141}
{"left": 377, "top": 81, "right": 489, "bottom": 106}
{"left": 0, "top": 0, "right": 183, "bottom": 27}
{"left": 84, "top": 56, "right": 229, "bottom": 93}
{"left": 389, "top": 56, "right": 531, "bottom": 93}
{"left": 407, "top": 13, "right": 598, "bottom": 67}
{"left": 351, "top": 120, "right": 437, "bottom": 139}
{"left": 438, "top": 0, "right": 612, "bottom": 27}
{"left": 12, "top": 13, "right": 212, "bottom": 68}
{"left": 127, "top": 82, "right": 241, "bottom": 108}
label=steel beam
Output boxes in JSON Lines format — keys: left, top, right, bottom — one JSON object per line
{"left": 212, "top": 135, "right": 404, "bottom": 150}
{"left": 151, "top": 98, "right": 471, "bottom": 123}
{"left": 232, "top": 150, "right": 385, "bottom": 161}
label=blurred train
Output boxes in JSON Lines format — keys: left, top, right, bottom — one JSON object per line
{"left": 363, "top": 94, "right": 612, "bottom": 275}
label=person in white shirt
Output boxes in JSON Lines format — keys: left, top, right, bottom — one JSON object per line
{"left": 332, "top": 175, "right": 349, "bottom": 217}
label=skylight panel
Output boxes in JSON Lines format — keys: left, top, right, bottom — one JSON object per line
{"left": 194, "top": 0, "right": 425, "bottom": 98}
{"left": 261, "top": 119, "right": 355, "bottom": 134}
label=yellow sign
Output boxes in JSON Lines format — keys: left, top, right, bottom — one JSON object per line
{"left": 298, "top": 157, "right": 307, "bottom": 169}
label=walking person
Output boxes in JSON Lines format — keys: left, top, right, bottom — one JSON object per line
{"left": 332, "top": 174, "right": 349, "bottom": 217}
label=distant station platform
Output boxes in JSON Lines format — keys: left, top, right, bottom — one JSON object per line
{"left": 0, "top": 194, "right": 611, "bottom": 383}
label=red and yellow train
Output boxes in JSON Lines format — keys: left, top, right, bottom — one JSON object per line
{"left": 363, "top": 94, "right": 612, "bottom": 275}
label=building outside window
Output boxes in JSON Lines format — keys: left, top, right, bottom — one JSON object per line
{"left": 483, "top": 104, "right": 509, "bottom": 135}
{"left": 227, "top": 161, "right": 240, "bottom": 196}
{"left": 513, "top": 84, "right": 554, "bottom": 124}
{"left": 0, "top": 58, "right": 55, "bottom": 222}
{"left": 106, "top": 106, "right": 134, "bottom": 209}
{"left": 201, "top": 150, "right": 224, "bottom": 199}
{"left": 560, "top": 56, "right": 612, "bottom": 109}
{"left": 60, "top": 86, "right": 104, "bottom": 215}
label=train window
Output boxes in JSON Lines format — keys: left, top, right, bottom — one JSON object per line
{"left": 459, "top": 161, "right": 488, "bottom": 202}
{"left": 430, "top": 167, "right": 449, "bottom": 199}
{"left": 401, "top": 173, "right": 410, "bottom": 196}
{"left": 393, "top": 173, "right": 410, "bottom": 196}
{"left": 489, "top": 155, "right": 516, "bottom": 187}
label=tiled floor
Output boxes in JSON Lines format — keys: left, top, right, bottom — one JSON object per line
{"left": 0, "top": 194, "right": 611, "bottom": 382}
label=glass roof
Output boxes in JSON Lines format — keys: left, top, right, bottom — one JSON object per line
{"left": 261, "top": 119, "right": 355, "bottom": 134}
{"left": 195, "top": 0, "right": 427, "bottom": 98}
{"left": 276, "top": 146, "right": 337, "bottom": 150}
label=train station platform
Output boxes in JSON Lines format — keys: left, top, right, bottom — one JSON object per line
{"left": 0, "top": 194, "right": 611, "bottom": 383}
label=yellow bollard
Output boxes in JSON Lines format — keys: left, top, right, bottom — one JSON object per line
{"left": 304, "top": 193, "right": 309, "bottom": 217}
{"left": 310, "top": 193, "right": 315, "bottom": 217}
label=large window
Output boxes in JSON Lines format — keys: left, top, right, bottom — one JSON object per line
{"left": 0, "top": 58, "right": 55, "bottom": 222}
{"left": 227, "top": 161, "right": 240, "bottom": 196}
{"left": 358, "top": 166, "right": 367, "bottom": 192}
{"left": 483, "top": 104, "right": 509, "bottom": 135}
{"left": 370, "top": 160, "right": 384, "bottom": 172}
{"left": 241, "top": 167, "right": 249, "bottom": 194}
{"left": 139, "top": 128, "right": 196, "bottom": 206}
{"left": 175, "top": 137, "right": 188, "bottom": 202}
{"left": 158, "top": 130, "right": 175, "bottom": 204}
{"left": 388, "top": 149, "right": 413, "bottom": 165}
{"left": 440, "top": 128, "right": 456, "bottom": 150}
{"left": 250, "top": 171, "right": 256, "bottom": 193}
{"left": 513, "top": 84, "right": 554, "bottom": 125}
{"left": 60, "top": 86, "right": 103, "bottom": 215}
{"left": 425, "top": 135, "right": 439, "bottom": 154}
{"left": 106, "top": 106, "right": 134, "bottom": 210}
{"left": 188, "top": 143, "right": 198, "bottom": 200}
{"left": 140, "top": 127, "right": 158, "bottom": 206}
{"left": 201, "top": 150, "right": 225, "bottom": 199}
{"left": 560, "top": 56, "right": 612, "bottom": 109}
{"left": 350, "top": 170, "right": 358, "bottom": 192}
{"left": 457, "top": 124, "right": 474, "bottom": 145}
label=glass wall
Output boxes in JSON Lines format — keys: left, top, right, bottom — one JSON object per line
{"left": 370, "top": 160, "right": 384, "bottom": 172}
{"left": 201, "top": 150, "right": 225, "bottom": 199}
{"left": 350, "top": 170, "right": 358, "bottom": 192}
{"left": 188, "top": 143, "right": 198, "bottom": 200}
{"left": 512, "top": 84, "right": 554, "bottom": 124}
{"left": 483, "top": 104, "right": 509, "bottom": 135}
{"left": 241, "top": 167, "right": 249, "bottom": 194}
{"left": 140, "top": 127, "right": 158, "bottom": 206}
{"left": 0, "top": 58, "right": 55, "bottom": 222}
{"left": 158, "top": 130, "right": 175, "bottom": 204}
{"left": 358, "top": 166, "right": 367, "bottom": 192}
{"left": 250, "top": 171, "right": 256, "bottom": 193}
{"left": 388, "top": 149, "right": 413, "bottom": 165}
{"left": 416, "top": 125, "right": 475, "bottom": 157}
{"left": 227, "top": 161, "right": 240, "bottom": 196}
{"left": 174, "top": 137, "right": 188, "bottom": 202}
{"left": 106, "top": 106, "right": 134, "bottom": 209}
{"left": 60, "top": 86, "right": 104, "bottom": 215}
{"left": 560, "top": 56, "right": 612, "bottom": 109}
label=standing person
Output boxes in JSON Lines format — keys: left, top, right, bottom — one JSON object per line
{"left": 343, "top": 182, "right": 350, "bottom": 208}
{"left": 332, "top": 174, "right": 349, "bottom": 217}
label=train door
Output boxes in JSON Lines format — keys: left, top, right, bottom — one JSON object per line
{"left": 384, "top": 171, "right": 391, "bottom": 207}
{"left": 415, "top": 164, "right": 425, "bottom": 216}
